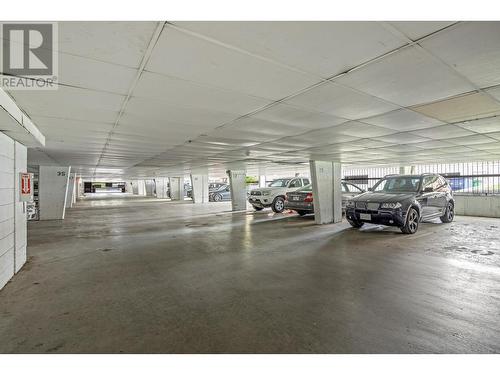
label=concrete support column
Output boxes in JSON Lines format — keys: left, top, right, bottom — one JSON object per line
{"left": 145, "top": 179, "right": 155, "bottom": 196}
{"left": 65, "top": 173, "right": 76, "bottom": 208}
{"left": 155, "top": 178, "right": 169, "bottom": 199}
{"left": 190, "top": 174, "right": 209, "bottom": 203}
{"left": 227, "top": 170, "right": 247, "bottom": 211}
{"left": 124, "top": 181, "right": 133, "bottom": 194}
{"left": 259, "top": 175, "right": 267, "bottom": 187}
{"left": 39, "top": 166, "right": 71, "bottom": 220}
{"left": 169, "top": 177, "right": 183, "bottom": 200}
{"left": 310, "top": 160, "right": 342, "bottom": 224}
{"left": 131, "top": 180, "right": 146, "bottom": 196}
{"left": 399, "top": 166, "right": 414, "bottom": 174}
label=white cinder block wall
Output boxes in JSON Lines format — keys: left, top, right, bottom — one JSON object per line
{"left": 0, "top": 132, "right": 27, "bottom": 290}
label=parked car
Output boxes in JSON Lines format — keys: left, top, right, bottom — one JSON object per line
{"left": 248, "top": 177, "right": 310, "bottom": 212}
{"left": 345, "top": 173, "right": 455, "bottom": 234}
{"left": 209, "top": 184, "right": 231, "bottom": 201}
{"left": 285, "top": 182, "right": 365, "bottom": 216}
{"left": 209, "top": 182, "right": 226, "bottom": 191}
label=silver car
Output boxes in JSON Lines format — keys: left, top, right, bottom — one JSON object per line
{"left": 209, "top": 184, "right": 231, "bottom": 202}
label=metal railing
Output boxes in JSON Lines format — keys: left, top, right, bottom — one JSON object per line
{"left": 342, "top": 161, "right": 500, "bottom": 195}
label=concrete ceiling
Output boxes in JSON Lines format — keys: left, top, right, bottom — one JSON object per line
{"left": 6, "top": 21, "right": 500, "bottom": 178}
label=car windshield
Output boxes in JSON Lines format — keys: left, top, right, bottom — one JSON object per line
{"left": 372, "top": 176, "right": 421, "bottom": 193}
{"left": 268, "top": 179, "right": 291, "bottom": 187}
{"left": 298, "top": 184, "right": 312, "bottom": 192}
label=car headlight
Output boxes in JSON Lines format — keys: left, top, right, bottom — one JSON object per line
{"left": 346, "top": 200, "right": 355, "bottom": 208}
{"left": 262, "top": 191, "right": 271, "bottom": 196}
{"left": 381, "top": 202, "right": 402, "bottom": 209}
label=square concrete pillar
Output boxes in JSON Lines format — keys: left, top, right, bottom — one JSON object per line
{"left": 310, "top": 160, "right": 342, "bottom": 224}
{"left": 155, "top": 178, "right": 169, "bottom": 199}
{"left": 259, "top": 175, "right": 267, "bottom": 187}
{"left": 190, "top": 174, "right": 209, "bottom": 203}
{"left": 65, "top": 173, "right": 76, "bottom": 208}
{"left": 169, "top": 177, "right": 183, "bottom": 200}
{"left": 39, "top": 166, "right": 71, "bottom": 220}
{"left": 227, "top": 170, "right": 247, "bottom": 211}
{"left": 145, "top": 179, "right": 155, "bottom": 196}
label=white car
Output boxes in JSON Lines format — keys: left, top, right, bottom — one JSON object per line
{"left": 248, "top": 177, "right": 310, "bottom": 213}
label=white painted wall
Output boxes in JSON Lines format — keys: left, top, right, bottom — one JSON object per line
{"left": 0, "top": 132, "right": 27, "bottom": 290}
{"left": 455, "top": 195, "right": 500, "bottom": 218}
{"left": 39, "top": 166, "right": 71, "bottom": 220}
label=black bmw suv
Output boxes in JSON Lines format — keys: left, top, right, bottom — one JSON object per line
{"left": 345, "top": 173, "right": 455, "bottom": 234}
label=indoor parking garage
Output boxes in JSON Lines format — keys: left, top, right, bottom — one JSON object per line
{"left": 1, "top": 19, "right": 500, "bottom": 357}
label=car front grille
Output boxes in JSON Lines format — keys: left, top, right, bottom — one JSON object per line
{"left": 355, "top": 202, "right": 379, "bottom": 211}
{"left": 355, "top": 202, "right": 366, "bottom": 209}
{"left": 250, "top": 191, "right": 262, "bottom": 196}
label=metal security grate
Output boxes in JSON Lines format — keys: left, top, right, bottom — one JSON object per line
{"left": 342, "top": 161, "right": 500, "bottom": 195}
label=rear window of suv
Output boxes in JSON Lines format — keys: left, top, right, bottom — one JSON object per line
{"left": 268, "top": 179, "right": 291, "bottom": 187}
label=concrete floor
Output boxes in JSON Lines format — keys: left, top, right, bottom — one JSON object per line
{"left": 0, "top": 193, "right": 499, "bottom": 353}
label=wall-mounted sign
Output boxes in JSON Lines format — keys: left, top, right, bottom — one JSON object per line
{"left": 19, "top": 172, "right": 34, "bottom": 202}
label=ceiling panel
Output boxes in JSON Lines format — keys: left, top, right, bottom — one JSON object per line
{"left": 145, "top": 26, "right": 319, "bottom": 100}
{"left": 58, "top": 21, "right": 158, "bottom": 68}
{"left": 58, "top": 53, "right": 137, "bottom": 95}
{"left": 336, "top": 46, "right": 475, "bottom": 107}
{"left": 175, "top": 21, "right": 405, "bottom": 78}
{"left": 411, "top": 125, "right": 476, "bottom": 140}
{"left": 10, "top": 86, "right": 123, "bottom": 123}
{"left": 421, "top": 22, "right": 500, "bottom": 88}
{"left": 411, "top": 92, "right": 500, "bottom": 122}
{"left": 387, "top": 21, "right": 455, "bottom": 40}
{"left": 285, "top": 82, "right": 398, "bottom": 119}
{"left": 133, "top": 71, "right": 272, "bottom": 115}
{"left": 362, "top": 108, "right": 444, "bottom": 131}
{"left": 123, "top": 97, "right": 238, "bottom": 129}
{"left": 373, "top": 132, "right": 429, "bottom": 144}
{"left": 459, "top": 116, "right": 500, "bottom": 133}
{"left": 445, "top": 134, "right": 497, "bottom": 146}
{"left": 251, "top": 103, "right": 347, "bottom": 130}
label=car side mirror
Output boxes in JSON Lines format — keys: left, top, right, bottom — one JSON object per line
{"left": 423, "top": 187, "right": 433, "bottom": 193}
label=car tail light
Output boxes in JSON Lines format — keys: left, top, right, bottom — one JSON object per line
{"left": 304, "top": 193, "right": 313, "bottom": 202}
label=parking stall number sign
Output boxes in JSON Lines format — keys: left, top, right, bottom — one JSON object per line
{"left": 19, "top": 172, "right": 34, "bottom": 202}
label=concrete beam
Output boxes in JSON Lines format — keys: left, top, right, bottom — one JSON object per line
{"left": 0, "top": 88, "right": 45, "bottom": 147}
{"left": 310, "top": 160, "right": 342, "bottom": 224}
{"left": 227, "top": 170, "right": 247, "bottom": 211}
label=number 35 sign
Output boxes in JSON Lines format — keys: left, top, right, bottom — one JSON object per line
{"left": 19, "top": 173, "right": 34, "bottom": 202}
